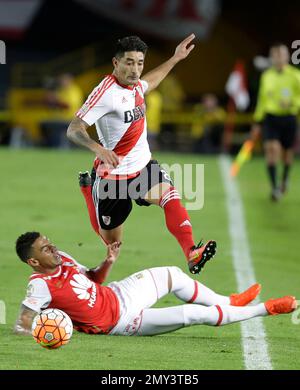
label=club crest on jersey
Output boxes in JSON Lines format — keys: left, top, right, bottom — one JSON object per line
{"left": 124, "top": 104, "right": 145, "bottom": 123}
{"left": 102, "top": 215, "right": 111, "bottom": 225}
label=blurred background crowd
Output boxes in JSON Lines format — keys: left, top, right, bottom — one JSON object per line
{"left": 0, "top": 0, "right": 299, "bottom": 155}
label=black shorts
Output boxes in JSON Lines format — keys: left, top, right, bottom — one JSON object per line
{"left": 91, "top": 160, "right": 173, "bottom": 230}
{"left": 263, "top": 114, "right": 297, "bottom": 149}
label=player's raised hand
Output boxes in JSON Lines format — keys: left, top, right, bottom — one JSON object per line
{"left": 106, "top": 242, "right": 122, "bottom": 263}
{"left": 173, "top": 33, "right": 196, "bottom": 62}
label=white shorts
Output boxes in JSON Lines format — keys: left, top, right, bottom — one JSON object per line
{"left": 108, "top": 268, "right": 166, "bottom": 336}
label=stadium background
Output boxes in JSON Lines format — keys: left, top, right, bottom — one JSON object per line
{"left": 0, "top": 0, "right": 300, "bottom": 371}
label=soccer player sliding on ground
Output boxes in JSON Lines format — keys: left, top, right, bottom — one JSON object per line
{"left": 14, "top": 232, "right": 297, "bottom": 336}
{"left": 67, "top": 34, "right": 216, "bottom": 275}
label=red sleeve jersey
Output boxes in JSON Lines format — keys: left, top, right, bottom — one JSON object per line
{"left": 26, "top": 253, "right": 120, "bottom": 334}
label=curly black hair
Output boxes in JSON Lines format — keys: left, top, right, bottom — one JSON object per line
{"left": 16, "top": 232, "right": 40, "bottom": 263}
{"left": 115, "top": 36, "right": 148, "bottom": 59}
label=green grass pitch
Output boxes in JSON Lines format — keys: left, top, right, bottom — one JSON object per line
{"left": 0, "top": 148, "right": 299, "bottom": 370}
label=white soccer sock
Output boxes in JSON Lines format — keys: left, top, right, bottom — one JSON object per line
{"left": 168, "top": 266, "right": 230, "bottom": 306}
{"left": 136, "top": 303, "right": 268, "bottom": 336}
{"left": 183, "top": 303, "right": 268, "bottom": 326}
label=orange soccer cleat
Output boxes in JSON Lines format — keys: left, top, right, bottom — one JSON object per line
{"left": 230, "top": 283, "right": 261, "bottom": 306}
{"left": 265, "top": 296, "right": 298, "bottom": 316}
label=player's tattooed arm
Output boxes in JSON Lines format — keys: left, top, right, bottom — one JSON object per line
{"left": 14, "top": 304, "right": 37, "bottom": 336}
{"left": 67, "top": 117, "right": 98, "bottom": 150}
{"left": 67, "top": 117, "right": 119, "bottom": 168}
{"left": 143, "top": 33, "right": 195, "bottom": 92}
{"left": 86, "top": 242, "right": 122, "bottom": 284}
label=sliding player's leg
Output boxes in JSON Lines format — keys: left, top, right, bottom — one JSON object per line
{"left": 136, "top": 296, "right": 297, "bottom": 336}
{"left": 108, "top": 266, "right": 296, "bottom": 336}
{"left": 149, "top": 266, "right": 260, "bottom": 307}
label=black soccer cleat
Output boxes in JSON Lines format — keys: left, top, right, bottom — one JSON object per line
{"left": 79, "top": 171, "right": 92, "bottom": 187}
{"left": 188, "top": 240, "right": 217, "bottom": 274}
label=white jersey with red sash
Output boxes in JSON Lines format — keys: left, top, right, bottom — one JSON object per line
{"left": 22, "top": 252, "right": 120, "bottom": 334}
{"left": 76, "top": 74, "right": 151, "bottom": 176}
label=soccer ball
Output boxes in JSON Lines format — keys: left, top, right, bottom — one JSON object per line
{"left": 32, "top": 308, "right": 73, "bottom": 349}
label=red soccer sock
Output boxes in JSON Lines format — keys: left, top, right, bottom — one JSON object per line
{"left": 160, "top": 187, "right": 195, "bottom": 260}
{"left": 80, "top": 185, "right": 100, "bottom": 236}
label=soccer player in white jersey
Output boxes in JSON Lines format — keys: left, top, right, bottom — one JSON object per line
{"left": 67, "top": 34, "right": 216, "bottom": 275}
{"left": 15, "top": 232, "right": 297, "bottom": 336}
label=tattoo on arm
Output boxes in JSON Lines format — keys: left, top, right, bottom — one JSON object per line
{"left": 67, "top": 117, "right": 97, "bottom": 150}
{"left": 14, "top": 304, "right": 38, "bottom": 336}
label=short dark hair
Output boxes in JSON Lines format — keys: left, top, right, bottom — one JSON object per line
{"left": 115, "top": 36, "right": 148, "bottom": 59}
{"left": 16, "top": 232, "right": 40, "bottom": 263}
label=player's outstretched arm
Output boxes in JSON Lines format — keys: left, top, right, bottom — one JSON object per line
{"left": 67, "top": 117, "right": 119, "bottom": 168}
{"left": 143, "top": 33, "right": 195, "bottom": 93}
{"left": 86, "top": 242, "right": 122, "bottom": 285}
{"left": 14, "top": 304, "right": 37, "bottom": 336}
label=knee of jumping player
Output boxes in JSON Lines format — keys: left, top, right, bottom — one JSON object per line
{"left": 144, "top": 183, "right": 174, "bottom": 206}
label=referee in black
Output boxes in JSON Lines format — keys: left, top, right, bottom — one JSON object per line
{"left": 251, "top": 43, "right": 300, "bottom": 201}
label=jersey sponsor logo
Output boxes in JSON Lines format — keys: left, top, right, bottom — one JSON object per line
{"left": 124, "top": 104, "right": 145, "bottom": 123}
{"left": 102, "top": 215, "right": 111, "bottom": 225}
{"left": 70, "top": 274, "right": 97, "bottom": 308}
{"left": 70, "top": 274, "right": 92, "bottom": 300}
